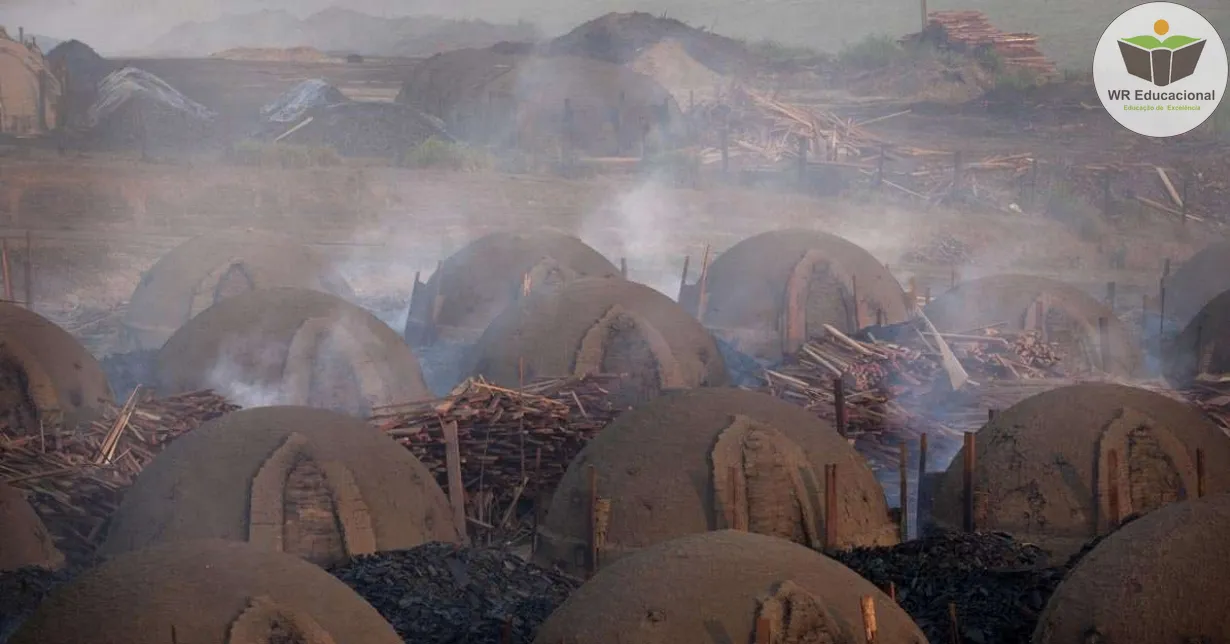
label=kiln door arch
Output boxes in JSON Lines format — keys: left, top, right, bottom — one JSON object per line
{"left": 1095, "top": 408, "right": 1194, "bottom": 533}
{"left": 781, "top": 251, "right": 858, "bottom": 356}
{"left": 227, "top": 595, "right": 339, "bottom": 644}
{"left": 188, "top": 257, "right": 256, "bottom": 320}
{"left": 281, "top": 315, "right": 393, "bottom": 416}
{"left": 574, "top": 304, "right": 685, "bottom": 406}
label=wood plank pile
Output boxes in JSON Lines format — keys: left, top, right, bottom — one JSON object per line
{"left": 920, "top": 10, "right": 1057, "bottom": 76}
{"left": 368, "top": 375, "right": 624, "bottom": 538}
{"left": 0, "top": 389, "right": 239, "bottom": 564}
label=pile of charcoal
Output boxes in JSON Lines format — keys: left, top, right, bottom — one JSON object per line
{"left": 832, "top": 530, "right": 1069, "bottom": 644}
{"left": 0, "top": 567, "right": 75, "bottom": 643}
{"left": 330, "top": 543, "right": 580, "bottom": 644}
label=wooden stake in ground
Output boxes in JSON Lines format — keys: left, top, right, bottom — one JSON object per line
{"left": 962, "top": 432, "right": 976, "bottom": 532}
{"left": 898, "top": 443, "right": 909, "bottom": 542}
{"left": 1196, "top": 448, "right": 1206, "bottom": 498}
{"left": 23, "top": 231, "right": 31, "bottom": 309}
{"left": 833, "top": 377, "right": 847, "bottom": 437}
{"left": 1158, "top": 277, "right": 1167, "bottom": 337}
{"left": 917, "top": 433, "right": 928, "bottom": 533}
{"left": 587, "top": 464, "right": 600, "bottom": 577}
{"left": 442, "top": 420, "right": 468, "bottom": 544}
{"left": 1107, "top": 448, "right": 1120, "bottom": 528}
{"left": 947, "top": 603, "right": 961, "bottom": 644}
{"left": 824, "top": 463, "right": 839, "bottom": 550}
{"left": 888, "top": 581, "right": 897, "bottom": 602}
{"left": 755, "top": 616, "right": 771, "bottom": 644}
{"left": 851, "top": 275, "right": 861, "bottom": 329}
{"left": 1098, "top": 317, "right": 1109, "bottom": 372}
{"left": 860, "top": 595, "right": 878, "bottom": 644}
{"left": 1106, "top": 281, "right": 1116, "bottom": 309}
{"left": 0, "top": 238, "right": 11, "bottom": 302}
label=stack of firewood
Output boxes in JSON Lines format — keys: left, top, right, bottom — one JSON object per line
{"left": 921, "top": 10, "right": 1057, "bottom": 76}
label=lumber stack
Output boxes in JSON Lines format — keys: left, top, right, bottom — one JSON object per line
{"left": 369, "top": 375, "right": 624, "bottom": 533}
{"left": 923, "top": 10, "right": 1057, "bottom": 76}
{"left": 0, "top": 389, "right": 239, "bottom": 564}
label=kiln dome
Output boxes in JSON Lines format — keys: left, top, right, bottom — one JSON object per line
{"left": 930, "top": 383, "right": 1230, "bottom": 559}
{"left": 923, "top": 274, "right": 1141, "bottom": 376}
{"left": 470, "top": 276, "right": 727, "bottom": 407}
{"left": 9, "top": 539, "right": 402, "bottom": 644}
{"left": 1161, "top": 240, "right": 1230, "bottom": 328}
{"left": 0, "top": 483, "right": 63, "bottom": 571}
{"left": 1032, "top": 493, "right": 1230, "bottom": 643}
{"left": 699, "top": 229, "right": 909, "bottom": 361}
{"left": 155, "top": 287, "right": 430, "bottom": 415}
{"left": 122, "top": 230, "right": 354, "bottom": 350}
{"left": 404, "top": 229, "right": 621, "bottom": 345}
{"left": 101, "top": 406, "right": 459, "bottom": 564}
{"left": 0, "top": 302, "right": 113, "bottom": 432}
{"left": 1164, "top": 288, "right": 1230, "bottom": 387}
{"left": 535, "top": 387, "right": 895, "bottom": 575}
{"left": 534, "top": 530, "right": 927, "bottom": 644}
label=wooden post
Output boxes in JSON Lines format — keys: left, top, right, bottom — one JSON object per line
{"left": 587, "top": 464, "right": 599, "bottom": 577}
{"left": 1163, "top": 258, "right": 1172, "bottom": 277}
{"left": 947, "top": 603, "right": 960, "bottom": 644}
{"left": 962, "top": 432, "right": 976, "bottom": 532}
{"left": 1196, "top": 448, "right": 1206, "bottom": 498}
{"left": 1181, "top": 172, "right": 1190, "bottom": 224}
{"left": 888, "top": 582, "right": 897, "bottom": 602}
{"left": 0, "top": 239, "right": 11, "bottom": 302}
{"left": 898, "top": 444, "right": 909, "bottom": 541}
{"left": 949, "top": 266, "right": 957, "bottom": 287}
{"left": 797, "top": 135, "right": 807, "bottom": 185}
{"left": 824, "top": 463, "right": 839, "bottom": 549}
{"left": 1158, "top": 278, "right": 1167, "bottom": 337}
{"left": 1098, "top": 317, "right": 1109, "bottom": 372}
{"left": 442, "top": 421, "right": 468, "bottom": 544}
{"left": 876, "top": 307, "right": 884, "bottom": 326}
{"left": 988, "top": 408, "right": 998, "bottom": 422}
{"left": 23, "top": 231, "right": 31, "bottom": 309}
{"left": 920, "top": 0, "right": 928, "bottom": 32}
{"left": 851, "top": 275, "right": 861, "bottom": 329}
{"left": 924, "top": 286, "right": 931, "bottom": 304}
{"left": 1028, "top": 157, "right": 1038, "bottom": 209}
{"left": 1106, "top": 281, "right": 1116, "bottom": 310}
{"left": 755, "top": 616, "right": 771, "bottom": 644}
{"left": 620, "top": 257, "right": 628, "bottom": 279}
{"left": 917, "top": 433, "right": 928, "bottom": 533}
{"left": 1107, "top": 449, "right": 1120, "bottom": 527}
{"left": 860, "top": 596, "right": 878, "bottom": 644}
{"left": 908, "top": 277, "right": 917, "bottom": 309}
{"left": 834, "top": 377, "right": 847, "bottom": 438}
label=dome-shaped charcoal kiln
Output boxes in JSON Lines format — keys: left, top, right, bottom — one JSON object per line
{"left": 122, "top": 231, "right": 354, "bottom": 351}
{"left": 0, "top": 302, "right": 113, "bottom": 433}
{"left": 1164, "top": 289, "right": 1230, "bottom": 387}
{"left": 696, "top": 229, "right": 909, "bottom": 362}
{"left": 155, "top": 287, "right": 430, "bottom": 415}
{"left": 0, "top": 483, "right": 64, "bottom": 571}
{"left": 404, "top": 229, "right": 621, "bottom": 346}
{"left": 9, "top": 539, "right": 403, "bottom": 644}
{"left": 535, "top": 388, "right": 896, "bottom": 576}
{"left": 534, "top": 530, "right": 927, "bottom": 644}
{"left": 922, "top": 274, "right": 1141, "bottom": 377}
{"left": 469, "top": 276, "right": 727, "bottom": 408}
{"left": 101, "top": 406, "right": 460, "bottom": 565}
{"left": 930, "top": 383, "right": 1230, "bottom": 560}
{"left": 1161, "top": 240, "right": 1230, "bottom": 329}
{"left": 1031, "top": 493, "right": 1230, "bottom": 643}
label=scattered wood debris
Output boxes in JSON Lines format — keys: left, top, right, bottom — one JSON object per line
{"left": 369, "top": 375, "right": 625, "bottom": 542}
{"left": 914, "top": 10, "right": 1057, "bottom": 76}
{"left": 0, "top": 389, "right": 239, "bottom": 564}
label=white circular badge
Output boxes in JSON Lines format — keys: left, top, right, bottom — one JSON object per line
{"left": 1094, "top": 2, "right": 1227, "bottom": 137}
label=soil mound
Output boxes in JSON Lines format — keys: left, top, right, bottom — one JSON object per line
{"left": 260, "top": 78, "right": 347, "bottom": 124}
{"left": 85, "top": 66, "right": 217, "bottom": 152}
{"left": 702, "top": 229, "right": 909, "bottom": 362}
{"left": 1166, "top": 289, "right": 1230, "bottom": 387}
{"left": 0, "top": 302, "right": 113, "bottom": 433}
{"left": 0, "top": 484, "right": 63, "bottom": 572}
{"left": 330, "top": 543, "right": 580, "bottom": 644}
{"left": 535, "top": 530, "right": 926, "bottom": 644}
{"left": 923, "top": 274, "right": 1141, "bottom": 376}
{"left": 278, "top": 100, "right": 451, "bottom": 158}
{"left": 546, "top": 12, "right": 754, "bottom": 75}
{"left": 1162, "top": 239, "right": 1230, "bottom": 329}
{"left": 212, "top": 46, "right": 338, "bottom": 62}
{"left": 156, "top": 288, "right": 430, "bottom": 415}
{"left": 9, "top": 540, "right": 402, "bottom": 644}
{"left": 835, "top": 530, "right": 1063, "bottom": 643}
{"left": 929, "top": 383, "right": 1230, "bottom": 559}
{"left": 535, "top": 387, "right": 895, "bottom": 576}
{"left": 404, "top": 229, "right": 620, "bottom": 345}
{"left": 1033, "top": 493, "right": 1230, "bottom": 643}
{"left": 470, "top": 277, "right": 727, "bottom": 408}
{"left": 122, "top": 230, "right": 354, "bottom": 351}
{"left": 398, "top": 48, "right": 681, "bottom": 155}
{"left": 46, "top": 39, "right": 115, "bottom": 129}
{"left": 102, "top": 406, "right": 459, "bottom": 563}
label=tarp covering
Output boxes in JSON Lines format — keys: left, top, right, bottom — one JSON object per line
{"left": 87, "top": 66, "right": 215, "bottom": 127}
{"left": 260, "top": 78, "right": 347, "bottom": 124}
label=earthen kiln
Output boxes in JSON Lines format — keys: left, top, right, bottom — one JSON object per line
{"left": 122, "top": 231, "right": 354, "bottom": 351}
{"left": 0, "top": 302, "right": 113, "bottom": 432}
{"left": 469, "top": 276, "right": 727, "bottom": 407}
{"left": 929, "top": 383, "right": 1230, "bottom": 558}
{"left": 534, "top": 530, "right": 927, "bottom": 644}
{"left": 535, "top": 388, "right": 896, "bottom": 576}
{"left": 686, "top": 229, "right": 909, "bottom": 362}
{"left": 404, "top": 229, "right": 621, "bottom": 345}
{"left": 1163, "top": 288, "right": 1230, "bottom": 387}
{"left": 101, "top": 406, "right": 459, "bottom": 565}
{"left": 1160, "top": 239, "right": 1230, "bottom": 328}
{"left": 1032, "top": 493, "right": 1230, "bottom": 643}
{"left": 155, "top": 287, "right": 430, "bottom": 415}
{"left": 0, "top": 483, "right": 63, "bottom": 571}
{"left": 9, "top": 539, "right": 403, "bottom": 644}
{"left": 923, "top": 274, "right": 1141, "bottom": 376}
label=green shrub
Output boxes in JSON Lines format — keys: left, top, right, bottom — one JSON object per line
{"left": 837, "top": 35, "right": 908, "bottom": 70}
{"left": 401, "top": 137, "right": 493, "bottom": 171}
{"left": 226, "top": 141, "right": 342, "bottom": 168}
{"left": 994, "top": 67, "right": 1043, "bottom": 91}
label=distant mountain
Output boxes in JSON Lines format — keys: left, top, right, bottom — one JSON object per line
{"left": 31, "top": 34, "right": 62, "bottom": 51}
{"left": 146, "top": 7, "right": 540, "bottom": 58}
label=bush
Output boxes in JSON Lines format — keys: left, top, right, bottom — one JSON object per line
{"left": 837, "top": 35, "right": 908, "bottom": 70}
{"left": 226, "top": 141, "right": 342, "bottom": 168}
{"left": 993, "top": 67, "right": 1043, "bottom": 91}
{"left": 401, "top": 137, "right": 493, "bottom": 171}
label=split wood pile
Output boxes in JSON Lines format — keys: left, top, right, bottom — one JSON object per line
{"left": 0, "top": 389, "right": 239, "bottom": 565}
{"left": 921, "top": 11, "right": 1057, "bottom": 76}
{"left": 369, "top": 375, "right": 624, "bottom": 537}
{"left": 330, "top": 543, "right": 580, "bottom": 644}
{"left": 834, "top": 530, "right": 1066, "bottom": 644}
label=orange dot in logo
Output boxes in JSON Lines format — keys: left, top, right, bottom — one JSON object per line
{"left": 1155, "top": 19, "right": 1169, "bottom": 35}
